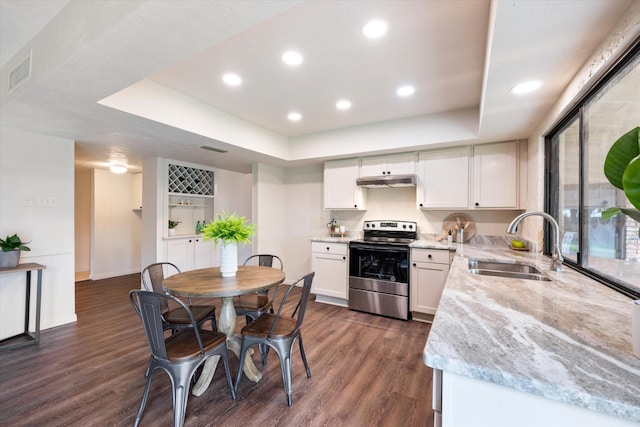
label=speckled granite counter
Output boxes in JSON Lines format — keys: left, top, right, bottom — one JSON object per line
{"left": 423, "top": 240, "right": 640, "bottom": 423}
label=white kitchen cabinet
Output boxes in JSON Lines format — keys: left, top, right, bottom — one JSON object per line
{"left": 417, "top": 141, "right": 520, "bottom": 210}
{"left": 417, "top": 147, "right": 470, "bottom": 209}
{"left": 410, "top": 248, "right": 453, "bottom": 320}
{"left": 472, "top": 141, "right": 518, "bottom": 209}
{"left": 323, "top": 159, "right": 366, "bottom": 210}
{"left": 311, "top": 241, "right": 348, "bottom": 306}
{"left": 166, "top": 236, "right": 214, "bottom": 272}
{"left": 360, "top": 152, "right": 416, "bottom": 176}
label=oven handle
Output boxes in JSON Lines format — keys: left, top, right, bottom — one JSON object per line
{"left": 349, "top": 244, "right": 409, "bottom": 253}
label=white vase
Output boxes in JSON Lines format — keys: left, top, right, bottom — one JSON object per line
{"left": 219, "top": 241, "right": 238, "bottom": 277}
{"left": 168, "top": 228, "right": 176, "bottom": 236}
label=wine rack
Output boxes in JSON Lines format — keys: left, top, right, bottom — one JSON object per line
{"left": 168, "top": 164, "right": 214, "bottom": 196}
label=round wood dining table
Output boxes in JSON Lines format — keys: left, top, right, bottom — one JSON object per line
{"left": 163, "top": 265, "right": 285, "bottom": 396}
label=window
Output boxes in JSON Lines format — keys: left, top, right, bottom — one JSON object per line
{"left": 546, "top": 42, "right": 640, "bottom": 299}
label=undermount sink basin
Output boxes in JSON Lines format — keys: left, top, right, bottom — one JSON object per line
{"left": 468, "top": 259, "right": 551, "bottom": 282}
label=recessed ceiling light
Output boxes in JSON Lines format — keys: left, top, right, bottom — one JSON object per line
{"left": 510, "top": 80, "right": 542, "bottom": 95}
{"left": 288, "top": 112, "right": 302, "bottom": 121}
{"left": 362, "top": 19, "right": 388, "bottom": 39}
{"left": 282, "top": 51, "right": 303, "bottom": 66}
{"left": 396, "top": 85, "right": 415, "bottom": 97}
{"left": 222, "top": 73, "right": 242, "bottom": 86}
{"left": 336, "top": 100, "right": 352, "bottom": 110}
{"left": 109, "top": 163, "right": 128, "bottom": 174}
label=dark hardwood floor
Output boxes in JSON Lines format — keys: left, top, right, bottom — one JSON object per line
{"left": 0, "top": 273, "right": 434, "bottom": 426}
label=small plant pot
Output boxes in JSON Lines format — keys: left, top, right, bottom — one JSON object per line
{"left": 0, "top": 250, "right": 20, "bottom": 268}
{"left": 168, "top": 228, "right": 176, "bottom": 237}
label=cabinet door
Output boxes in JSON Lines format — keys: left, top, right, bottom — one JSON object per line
{"left": 193, "top": 238, "right": 213, "bottom": 269}
{"left": 385, "top": 153, "right": 416, "bottom": 175}
{"left": 167, "top": 238, "right": 194, "bottom": 272}
{"left": 472, "top": 142, "right": 518, "bottom": 208}
{"left": 418, "top": 147, "right": 469, "bottom": 209}
{"left": 311, "top": 252, "right": 348, "bottom": 299}
{"left": 410, "top": 261, "right": 449, "bottom": 314}
{"left": 324, "top": 159, "right": 365, "bottom": 209}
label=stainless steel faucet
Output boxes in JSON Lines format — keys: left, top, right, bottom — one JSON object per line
{"left": 506, "top": 211, "right": 563, "bottom": 272}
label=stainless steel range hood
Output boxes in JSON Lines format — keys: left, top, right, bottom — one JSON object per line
{"left": 356, "top": 174, "right": 417, "bottom": 188}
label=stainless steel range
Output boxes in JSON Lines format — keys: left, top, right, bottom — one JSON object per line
{"left": 348, "top": 220, "right": 417, "bottom": 320}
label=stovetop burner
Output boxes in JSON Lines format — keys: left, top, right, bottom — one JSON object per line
{"left": 355, "top": 220, "right": 418, "bottom": 245}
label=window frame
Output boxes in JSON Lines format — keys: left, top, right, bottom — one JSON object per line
{"left": 544, "top": 40, "right": 640, "bottom": 300}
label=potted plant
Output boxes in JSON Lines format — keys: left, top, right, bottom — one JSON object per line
{"left": 602, "top": 126, "right": 640, "bottom": 237}
{"left": 0, "top": 234, "right": 31, "bottom": 268}
{"left": 168, "top": 220, "right": 181, "bottom": 236}
{"left": 201, "top": 211, "right": 256, "bottom": 277}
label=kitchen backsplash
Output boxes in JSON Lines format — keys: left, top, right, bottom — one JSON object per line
{"left": 327, "top": 187, "right": 524, "bottom": 237}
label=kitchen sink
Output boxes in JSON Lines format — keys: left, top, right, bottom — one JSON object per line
{"left": 468, "top": 259, "right": 551, "bottom": 281}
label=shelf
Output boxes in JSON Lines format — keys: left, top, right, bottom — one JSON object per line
{"left": 168, "top": 164, "right": 214, "bottom": 195}
{"left": 169, "top": 204, "right": 209, "bottom": 207}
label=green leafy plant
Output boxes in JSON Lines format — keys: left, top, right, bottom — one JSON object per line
{"left": 201, "top": 211, "right": 256, "bottom": 246}
{"left": 168, "top": 220, "right": 181, "bottom": 229}
{"left": 602, "top": 126, "right": 640, "bottom": 236}
{"left": 0, "top": 234, "right": 31, "bottom": 252}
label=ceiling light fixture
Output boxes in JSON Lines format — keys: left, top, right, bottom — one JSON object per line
{"left": 396, "top": 85, "right": 415, "bottom": 97}
{"left": 288, "top": 112, "right": 302, "bottom": 121}
{"left": 282, "top": 51, "right": 303, "bottom": 66}
{"left": 510, "top": 80, "right": 542, "bottom": 95}
{"left": 336, "top": 100, "right": 352, "bottom": 110}
{"left": 362, "top": 19, "right": 388, "bottom": 39}
{"left": 222, "top": 73, "right": 242, "bottom": 86}
{"left": 109, "top": 163, "right": 128, "bottom": 174}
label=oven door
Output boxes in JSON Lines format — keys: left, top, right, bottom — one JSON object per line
{"left": 348, "top": 243, "right": 409, "bottom": 295}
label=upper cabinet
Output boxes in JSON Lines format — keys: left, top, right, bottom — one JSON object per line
{"left": 471, "top": 141, "right": 518, "bottom": 209}
{"left": 417, "top": 147, "right": 470, "bottom": 209}
{"left": 360, "top": 153, "right": 417, "bottom": 176}
{"left": 417, "top": 141, "right": 523, "bottom": 210}
{"left": 324, "top": 159, "right": 366, "bottom": 210}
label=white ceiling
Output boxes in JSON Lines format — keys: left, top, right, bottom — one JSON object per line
{"left": 0, "top": 0, "right": 634, "bottom": 174}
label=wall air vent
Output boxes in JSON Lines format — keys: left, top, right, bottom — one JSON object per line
{"left": 9, "top": 52, "right": 32, "bottom": 92}
{"left": 200, "top": 145, "right": 228, "bottom": 153}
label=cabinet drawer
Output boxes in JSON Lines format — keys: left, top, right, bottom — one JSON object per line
{"left": 312, "top": 241, "right": 348, "bottom": 255}
{"left": 412, "top": 249, "right": 450, "bottom": 265}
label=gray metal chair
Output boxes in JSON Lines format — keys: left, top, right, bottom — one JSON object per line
{"left": 234, "top": 272, "right": 315, "bottom": 406}
{"left": 129, "top": 290, "right": 235, "bottom": 427}
{"left": 234, "top": 254, "right": 283, "bottom": 323}
{"left": 142, "top": 262, "right": 217, "bottom": 332}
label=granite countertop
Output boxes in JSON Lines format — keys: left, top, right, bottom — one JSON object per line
{"left": 423, "top": 241, "right": 640, "bottom": 422}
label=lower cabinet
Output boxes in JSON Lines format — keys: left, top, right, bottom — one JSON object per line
{"left": 410, "top": 248, "right": 453, "bottom": 320}
{"left": 166, "top": 236, "right": 214, "bottom": 272}
{"left": 311, "top": 241, "right": 348, "bottom": 306}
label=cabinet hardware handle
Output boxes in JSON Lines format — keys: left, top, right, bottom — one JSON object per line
{"left": 326, "top": 247, "right": 330, "bottom": 251}
{"left": 428, "top": 254, "right": 432, "bottom": 259}
{"left": 343, "top": 256, "right": 346, "bottom": 260}
{"left": 189, "top": 240, "right": 192, "bottom": 243}
{"left": 412, "top": 263, "right": 416, "bottom": 267}
{"left": 419, "top": 203, "right": 423, "bottom": 207}
{"left": 475, "top": 202, "right": 479, "bottom": 206}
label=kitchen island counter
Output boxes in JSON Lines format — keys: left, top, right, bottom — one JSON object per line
{"left": 423, "top": 242, "right": 640, "bottom": 425}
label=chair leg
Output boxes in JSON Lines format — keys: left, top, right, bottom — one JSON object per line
{"left": 172, "top": 374, "right": 191, "bottom": 427}
{"left": 217, "top": 351, "right": 236, "bottom": 400}
{"left": 134, "top": 367, "right": 155, "bottom": 427}
{"left": 298, "top": 335, "right": 311, "bottom": 378}
{"left": 234, "top": 339, "right": 251, "bottom": 394}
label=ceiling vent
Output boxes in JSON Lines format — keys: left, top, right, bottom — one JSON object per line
{"left": 200, "top": 145, "right": 228, "bottom": 153}
{"left": 9, "top": 52, "right": 32, "bottom": 92}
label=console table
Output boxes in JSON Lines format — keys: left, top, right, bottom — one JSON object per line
{"left": 0, "top": 263, "right": 46, "bottom": 350}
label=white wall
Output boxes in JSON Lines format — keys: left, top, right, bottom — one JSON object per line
{"left": 215, "top": 167, "right": 253, "bottom": 263}
{"left": 74, "top": 167, "right": 91, "bottom": 278}
{"left": 90, "top": 169, "right": 142, "bottom": 279}
{"left": 0, "top": 127, "right": 76, "bottom": 339}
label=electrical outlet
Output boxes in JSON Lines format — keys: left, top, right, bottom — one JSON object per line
{"left": 24, "top": 195, "right": 34, "bottom": 207}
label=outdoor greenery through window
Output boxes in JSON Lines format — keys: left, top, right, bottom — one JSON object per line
{"left": 547, "top": 42, "right": 639, "bottom": 299}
